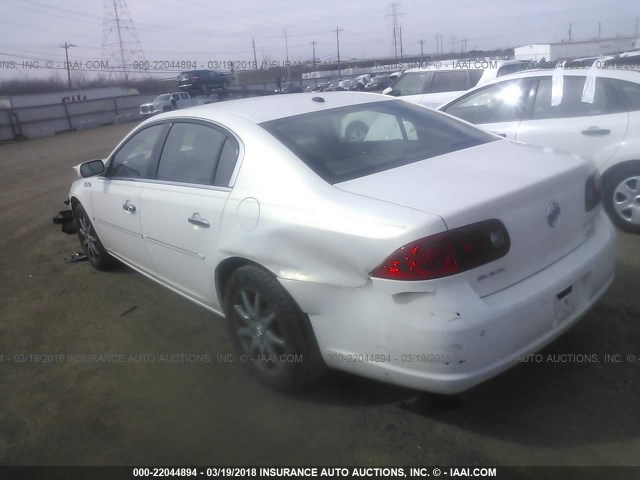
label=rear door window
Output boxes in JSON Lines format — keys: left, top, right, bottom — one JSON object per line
{"left": 532, "top": 76, "right": 625, "bottom": 119}
{"left": 157, "top": 123, "right": 226, "bottom": 185}
{"left": 429, "top": 71, "right": 470, "bottom": 93}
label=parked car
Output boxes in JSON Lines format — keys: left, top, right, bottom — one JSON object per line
{"left": 305, "top": 83, "right": 330, "bottom": 92}
{"left": 440, "top": 68, "right": 640, "bottom": 232}
{"left": 364, "top": 75, "right": 393, "bottom": 91}
{"left": 275, "top": 82, "right": 302, "bottom": 94}
{"left": 139, "top": 92, "right": 195, "bottom": 116}
{"left": 57, "top": 93, "right": 615, "bottom": 394}
{"left": 325, "top": 79, "right": 352, "bottom": 91}
{"left": 177, "top": 70, "right": 230, "bottom": 96}
{"left": 383, "top": 59, "right": 526, "bottom": 107}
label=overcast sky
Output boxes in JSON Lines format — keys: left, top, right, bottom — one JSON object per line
{"left": 0, "top": 0, "right": 638, "bottom": 82}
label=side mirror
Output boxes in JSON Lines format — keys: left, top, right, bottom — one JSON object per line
{"left": 79, "top": 159, "right": 105, "bottom": 178}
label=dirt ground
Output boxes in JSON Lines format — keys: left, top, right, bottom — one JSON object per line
{"left": 0, "top": 123, "right": 639, "bottom": 467}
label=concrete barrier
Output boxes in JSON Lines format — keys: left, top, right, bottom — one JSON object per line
{"left": 0, "top": 93, "right": 155, "bottom": 142}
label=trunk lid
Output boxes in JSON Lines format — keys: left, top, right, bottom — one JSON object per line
{"left": 335, "top": 140, "right": 596, "bottom": 297}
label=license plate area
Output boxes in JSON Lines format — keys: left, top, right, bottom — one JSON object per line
{"left": 554, "top": 273, "right": 591, "bottom": 325}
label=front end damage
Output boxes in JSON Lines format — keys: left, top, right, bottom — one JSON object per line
{"left": 52, "top": 199, "right": 76, "bottom": 235}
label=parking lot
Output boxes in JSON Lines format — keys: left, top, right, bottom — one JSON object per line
{"left": 0, "top": 123, "right": 639, "bottom": 466}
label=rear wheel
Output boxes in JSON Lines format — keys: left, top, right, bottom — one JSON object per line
{"left": 224, "top": 265, "right": 324, "bottom": 391}
{"left": 603, "top": 165, "right": 640, "bottom": 233}
{"left": 74, "top": 203, "right": 117, "bottom": 270}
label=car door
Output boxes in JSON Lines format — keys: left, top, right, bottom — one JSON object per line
{"left": 90, "top": 123, "right": 166, "bottom": 272}
{"left": 139, "top": 120, "right": 240, "bottom": 307}
{"left": 515, "top": 75, "right": 629, "bottom": 168}
{"left": 441, "top": 77, "right": 532, "bottom": 140}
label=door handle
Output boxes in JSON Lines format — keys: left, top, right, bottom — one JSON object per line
{"left": 122, "top": 201, "right": 136, "bottom": 213}
{"left": 188, "top": 213, "right": 210, "bottom": 228}
{"left": 492, "top": 132, "right": 507, "bottom": 138}
{"left": 581, "top": 127, "right": 611, "bottom": 136}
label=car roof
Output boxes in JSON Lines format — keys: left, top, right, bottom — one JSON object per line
{"left": 478, "top": 67, "right": 640, "bottom": 84}
{"left": 152, "top": 92, "right": 395, "bottom": 123}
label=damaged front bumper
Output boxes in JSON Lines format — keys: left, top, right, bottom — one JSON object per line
{"left": 53, "top": 200, "right": 76, "bottom": 235}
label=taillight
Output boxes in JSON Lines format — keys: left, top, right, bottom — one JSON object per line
{"left": 585, "top": 172, "right": 601, "bottom": 211}
{"left": 370, "top": 219, "right": 510, "bottom": 281}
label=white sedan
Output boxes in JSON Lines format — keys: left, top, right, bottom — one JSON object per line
{"left": 440, "top": 68, "right": 640, "bottom": 232}
{"left": 60, "top": 92, "right": 616, "bottom": 394}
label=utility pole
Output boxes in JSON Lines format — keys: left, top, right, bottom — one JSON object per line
{"left": 419, "top": 39, "right": 424, "bottom": 65}
{"left": 252, "top": 38, "right": 258, "bottom": 70}
{"left": 61, "top": 42, "right": 77, "bottom": 90}
{"left": 399, "top": 26, "right": 404, "bottom": 59}
{"left": 310, "top": 41, "right": 317, "bottom": 70}
{"left": 393, "top": 26, "right": 398, "bottom": 60}
{"left": 568, "top": 23, "right": 572, "bottom": 42}
{"left": 386, "top": 3, "right": 403, "bottom": 61}
{"left": 635, "top": 17, "right": 639, "bottom": 38}
{"left": 435, "top": 34, "right": 439, "bottom": 54}
{"left": 335, "top": 26, "right": 343, "bottom": 77}
{"left": 284, "top": 29, "right": 290, "bottom": 81}
{"left": 598, "top": 22, "right": 601, "bottom": 40}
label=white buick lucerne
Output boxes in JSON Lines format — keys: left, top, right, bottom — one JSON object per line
{"left": 57, "top": 92, "right": 616, "bottom": 394}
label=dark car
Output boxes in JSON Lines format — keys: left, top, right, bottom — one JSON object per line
{"left": 177, "top": 70, "right": 230, "bottom": 96}
{"left": 275, "top": 82, "right": 302, "bottom": 94}
{"left": 364, "top": 75, "right": 393, "bottom": 92}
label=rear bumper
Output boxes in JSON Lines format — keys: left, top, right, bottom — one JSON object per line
{"left": 280, "top": 210, "right": 616, "bottom": 393}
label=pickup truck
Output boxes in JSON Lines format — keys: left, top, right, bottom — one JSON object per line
{"left": 139, "top": 91, "right": 197, "bottom": 116}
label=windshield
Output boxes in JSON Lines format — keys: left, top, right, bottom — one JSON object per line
{"left": 155, "top": 94, "right": 171, "bottom": 101}
{"left": 261, "top": 100, "right": 495, "bottom": 184}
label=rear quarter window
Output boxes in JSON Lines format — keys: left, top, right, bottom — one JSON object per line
{"left": 611, "top": 79, "right": 640, "bottom": 111}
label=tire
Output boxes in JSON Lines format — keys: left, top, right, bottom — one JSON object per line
{"left": 73, "top": 203, "right": 117, "bottom": 270}
{"left": 200, "top": 83, "right": 209, "bottom": 96}
{"left": 345, "top": 121, "right": 369, "bottom": 142}
{"left": 603, "top": 165, "right": 640, "bottom": 233}
{"left": 224, "top": 265, "right": 324, "bottom": 391}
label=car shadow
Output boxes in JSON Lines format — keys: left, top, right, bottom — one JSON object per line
{"left": 295, "top": 259, "right": 640, "bottom": 448}
{"left": 393, "top": 261, "right": 640, "bottom": 448}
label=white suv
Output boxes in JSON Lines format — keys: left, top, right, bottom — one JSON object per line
{"left": 440, "top": 68, "right": 640, "bottom": 232}
{"left": 383, "top": 59, "right": 526, "bottom": 107}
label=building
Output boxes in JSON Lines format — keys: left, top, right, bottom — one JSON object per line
{"left": 515, "top": 36, "right": 640, "bottom": 62}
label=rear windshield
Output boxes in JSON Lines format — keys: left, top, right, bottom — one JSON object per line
{"left": 261, "top": 100, "right": 496, "bottom": 184}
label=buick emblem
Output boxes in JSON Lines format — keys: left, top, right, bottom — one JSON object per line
{"left": 547, "top": 201, "right": 561, "bottom": 228}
